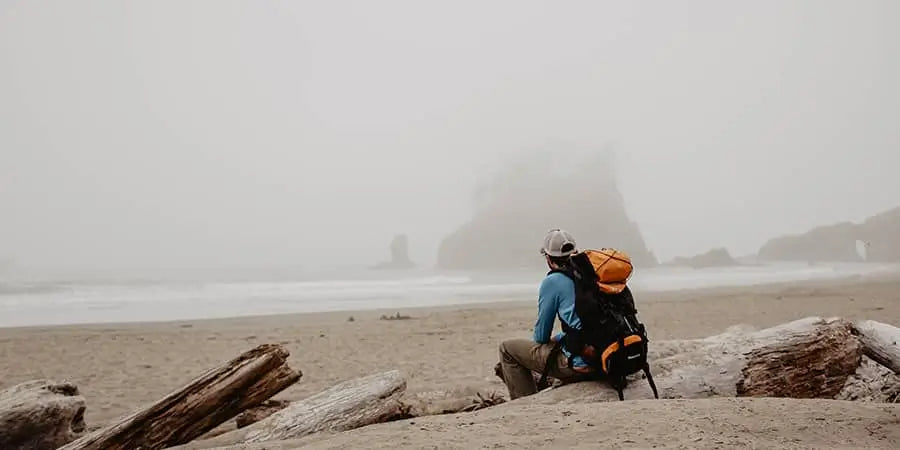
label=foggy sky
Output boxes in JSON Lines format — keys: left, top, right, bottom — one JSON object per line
{"left": 1, "top": 1, "right": 898, "bottom": 274}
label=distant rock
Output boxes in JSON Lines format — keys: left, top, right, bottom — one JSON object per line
{"left": 857, "top": 207, "right": 900, "bottom": 262}
{"left": 759, "top": 222, "right": 861, "bottom": 262}
{"left": 372, "top": 234, "right": 415, "bottom": 270}
{"left": 758, "top": 207, "right": 900, "bottom": 263}
{"left": 436, "top": 147, "right": 657, "bottom": 270}
{"left": 669, "top": 248, "right": 739, "bottom": 269}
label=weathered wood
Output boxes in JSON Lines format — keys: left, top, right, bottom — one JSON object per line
{"left": 0, "top": 380, "right": 86, "bottom": 450}
{"left": 518, "top": 317, "right": 863, "bottom": 404}
{"left": 836, "top": 356, "right": 900, "bottom": 403}
{"left": 852, "top": 320, "right": 900, "bottom": 375}
{"left": 235, "top": 400, "right": 291, "bottom": 429}
{"left": 60, "top": 344, "right": 301, "bottom": 450}
{"left": 182, "top": 370, "right": 406, "bottom": 448}
{"left": 737, "top": 318, "right": 860, "bottom": 397}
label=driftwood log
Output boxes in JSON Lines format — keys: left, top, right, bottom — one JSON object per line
{"left": 181, "top": 370, "right": 406, "bottom": 449}
{"left": 0, "top": 380, "right": 87, "bottom": 450}
{"left": 517, "top": 317, "right": 869, "bottom": 404}
{"left": 852, "top": 320, "right": 900, "bottom": 375}
{"left": 235, "top": 400, "right": 291, "bottom": 429}
{"left": 60, "top": 344, "right": 300, "bottom": 450}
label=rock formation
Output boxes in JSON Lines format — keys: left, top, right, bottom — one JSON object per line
{"left": 436, "top": 149, "right": 657, "bottom": 270}
{"left": 372, "top": 234, "right": 415, "bottom": 270}
{"left": 669, "top": 247, "right": 739, "bottom": 268}
{"left": 758, "top": 207, "right": 900, "bottom": 262}
{"left": 857, "top": 207, "right": 900, "bottom": 262}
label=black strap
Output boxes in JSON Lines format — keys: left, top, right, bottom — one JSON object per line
{"left": 644, "top": 363, "right": 659, "bottom": 399}
{"left": 537, "top": 341, "right": 562, "bottom": 390}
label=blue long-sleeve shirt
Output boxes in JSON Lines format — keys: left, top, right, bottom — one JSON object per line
{"left": 533, "top": 272, "right": 588, "bottom": 368}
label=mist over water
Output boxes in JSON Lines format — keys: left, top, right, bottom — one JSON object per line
{"left": 1, "top": 2, "right": 899, "bottom": 326}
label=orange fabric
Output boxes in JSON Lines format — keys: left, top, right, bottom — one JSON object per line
{"left": 584, "top": 248, "right": 633, "bottom": 294}
{"left": 600, "top": 335, "right": 643, "bottom": 373}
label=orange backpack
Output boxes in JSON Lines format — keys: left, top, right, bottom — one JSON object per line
{"left": 581, "top": 248, "right": 634, "bottom": 294}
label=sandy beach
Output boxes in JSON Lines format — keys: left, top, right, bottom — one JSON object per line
{"left": 2, "top": 274, "right": 899, "bottom": 448}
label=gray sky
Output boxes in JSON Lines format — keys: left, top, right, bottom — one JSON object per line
{"left": 1, "top": 0, "right": 898, "bottom": 273}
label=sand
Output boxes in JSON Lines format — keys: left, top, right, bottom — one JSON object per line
{"left": 2, "top": 274, "right": 899, "bottom": 448}
{"left": 239, "top": 398, "right": 900, "bottom": 449}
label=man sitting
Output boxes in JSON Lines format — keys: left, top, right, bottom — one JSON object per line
{"left": 497, "top": 229, "right": 593, "bottom": 399}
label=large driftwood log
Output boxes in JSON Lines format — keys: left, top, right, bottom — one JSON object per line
{"left": 61, "top": 344, "right": 300, "bottom": 450}
{"left": 181, "top": 370, "right": 406, "bottom": 449}
{"left": 519, "top": 317, "right": 864, "bottom": 405}
{"left": 852, "top": 320, "right": 900, "bottom": 375}
{"left": 0, "top": 380, "right": 87, "bottom": 450}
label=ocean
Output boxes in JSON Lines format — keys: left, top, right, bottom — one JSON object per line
{"left": 1, "top": 262, "right": 896, "bottom": 328}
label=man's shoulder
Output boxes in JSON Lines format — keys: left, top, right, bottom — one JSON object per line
{"left": 541, "top": 271, "right": 575, "bottom": 290}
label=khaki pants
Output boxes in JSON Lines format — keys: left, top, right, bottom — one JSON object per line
{"left": 498, "top": 338, "right": 582, "bottom": 399}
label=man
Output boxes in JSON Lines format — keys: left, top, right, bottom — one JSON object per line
{"left": 498, "top": 228, "right": 593, "bottom": 399}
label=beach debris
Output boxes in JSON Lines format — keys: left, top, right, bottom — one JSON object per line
{"left": 59, "top": 343, "right": 301, "bottom": 450}
{"left": 0, "top": 380, "right": 86, "bottom": 450}
{"left": 187, "top": 370, "right": 407, "bottom": 448}
{"left": 347, "top": 316, "right": 355, "bottom": 322}
{"left": 459, "top": 391, "right": 506, "bottom": 412}
{"left": 380, "top": 312, "right": 412, "bottom": 321}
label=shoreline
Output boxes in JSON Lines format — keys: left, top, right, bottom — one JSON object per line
{"left": 2, "top": 269, "right": 894, "bottom": 332}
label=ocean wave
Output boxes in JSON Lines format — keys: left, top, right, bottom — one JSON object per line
{"left": 206, "top": 275, "right": 473, "bottom": 292}
{"left": 1, "top": 262, "right": 897, "bottom": 328}
{"left": 0, "top": 282, "right": 68, "bottom": 296}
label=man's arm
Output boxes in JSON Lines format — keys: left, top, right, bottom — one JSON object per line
{"left": 533, "top": 276, "right": 558, "bottom": 343}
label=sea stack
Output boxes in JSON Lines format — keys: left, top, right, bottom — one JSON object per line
{"left": 436, "top": 147, "right": 657, "bottom": 270}
{"left": 372, "top": 234, "right": 415, "bottom": 270}
{"left": 669, "top": 248, "right": 739, "bottom": 268}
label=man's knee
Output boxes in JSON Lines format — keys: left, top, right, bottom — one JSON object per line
{"left": 500, "top": 338, "right": 536, "bottom": 365}
{"left": 499, "top": 339, "right": 515, "bottom": 362}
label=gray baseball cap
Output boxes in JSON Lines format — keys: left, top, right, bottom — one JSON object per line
{"left": 541, "top": 229, "right": 577, "bottom": 257}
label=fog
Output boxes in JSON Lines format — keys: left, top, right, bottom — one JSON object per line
{"left": 1, "top": 1, "right": 898, "bottom": 277}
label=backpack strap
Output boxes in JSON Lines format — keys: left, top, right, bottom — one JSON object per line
{"left": 611, "top": 374, "right": 626, "bottom": 401}
{"left": 643, "top": 363, "right": 659, "bottom": 399}
{"left": 537, "top": 340, "right": 563, "bottom": 390}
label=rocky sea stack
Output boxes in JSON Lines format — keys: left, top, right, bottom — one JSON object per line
{"left": 436, "top": 148, "right": 657, "bottom": 270}
{"left": 669, "top": 248, "right": 739, "bottom": 268}
{"left": 372, "top": 234, "right": 415, "bottom": 270}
